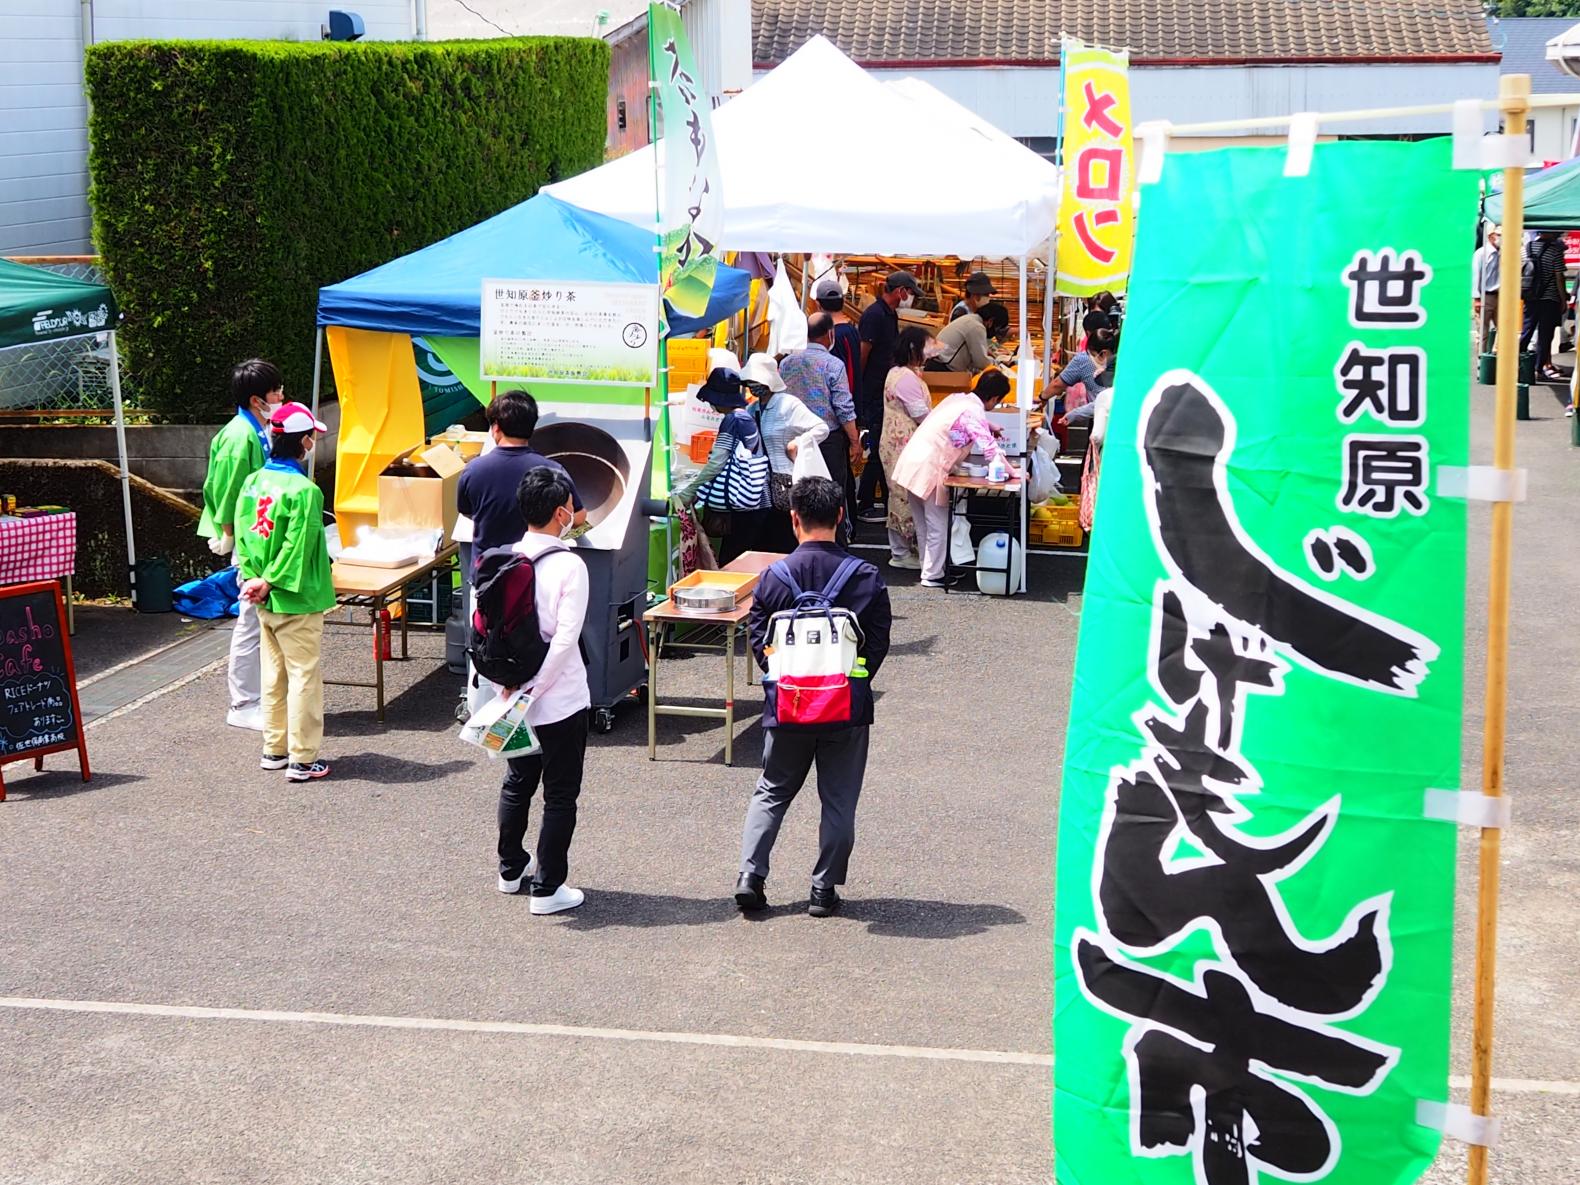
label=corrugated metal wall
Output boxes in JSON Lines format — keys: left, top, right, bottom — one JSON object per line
{"left": 0, "top": 0, "right": 413, "bottom": 255}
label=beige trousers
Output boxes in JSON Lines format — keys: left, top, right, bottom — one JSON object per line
{"left": 257, "top": 609, "right": 325, "bottom": 764}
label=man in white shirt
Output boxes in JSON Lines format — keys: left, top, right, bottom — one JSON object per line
{"left": 496, "top": 466, "right": 591, "bottom": 915}
{"left": 1471, "top": 225, "right": 1500, "bottom": 356}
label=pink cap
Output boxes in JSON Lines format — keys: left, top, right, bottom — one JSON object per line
{"left": 270, "top": 401, "right": 327, "bottom": 435}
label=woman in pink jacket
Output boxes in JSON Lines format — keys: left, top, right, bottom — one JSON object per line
{"left": 889, "top": 369, "right": 1019, "bottom": 588}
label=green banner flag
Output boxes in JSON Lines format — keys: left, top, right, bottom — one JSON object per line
{"left": 648, "top": 2, "right": 722, "bottom": 320}
{"left": 1053, "top": 139, "right": 1475, "bottom": 1185}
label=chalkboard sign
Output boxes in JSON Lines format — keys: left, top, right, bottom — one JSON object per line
{"left": 0, "top": 580, "right": 89, "bottom": 800}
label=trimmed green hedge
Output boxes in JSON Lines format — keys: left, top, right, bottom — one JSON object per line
{"left": 86, "top": 38, "right": 609, "bottom": 422}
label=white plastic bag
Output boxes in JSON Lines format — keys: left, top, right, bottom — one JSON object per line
{"left": 459, "top": 689, "right": 540, "bottom": 758}
{"left": 766, "top": 261, "right": 808, "bottom": 355}
{"left": 950, "top": 511, "right": 976, "bottom": 566}
{"left": 1026, "top": 447, "right": 1057, "bottom": 502}
{"left": 791, "top": 441, "right": 831, "bottom": 482}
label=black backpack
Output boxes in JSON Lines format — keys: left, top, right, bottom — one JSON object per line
{"left": 467, "top": 544, "right": 564, "bottom": 687}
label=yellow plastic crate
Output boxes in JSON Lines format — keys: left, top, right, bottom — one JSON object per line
{"left": 668, "top": 338, "right": 711, "bottom": 391}
{"left": 1038, "top": 522, "right": 1085, "bottom": 548}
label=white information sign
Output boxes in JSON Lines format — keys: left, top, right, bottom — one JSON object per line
{"left": 479, "top": 278, "right": 660, "bottom": 387}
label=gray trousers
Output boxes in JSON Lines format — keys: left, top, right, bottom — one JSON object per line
{"left": 740, "top": 725, "right": 870, "bottom": 889}
{"left": 228, "top": 559, "right": 261, "bottom": 711}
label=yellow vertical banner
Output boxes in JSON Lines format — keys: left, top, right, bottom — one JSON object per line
{"left": 1055, "top": 40, "right": 1136, "bottom": 297}
{"left": 326, "top": 325, "right": 425, "bottom": 539}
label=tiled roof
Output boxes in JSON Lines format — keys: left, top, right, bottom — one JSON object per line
{"left": 1490, "top": 16, "right": 1580, "bottom": 95}
{"left": 752, "top": 0, "right": 1498, "bottom": 66}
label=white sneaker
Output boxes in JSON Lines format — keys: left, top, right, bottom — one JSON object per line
{"left": 888, "top": 554, "right": 922, "bottom": 570}
{"left": 529, "top": 884, "right": 585, "bottom": 915}
{"left": 227, "top": 706, "right": 264, "bottom": 731}
{"left": 496, "top": 850, "right": 540, "bottom": 894}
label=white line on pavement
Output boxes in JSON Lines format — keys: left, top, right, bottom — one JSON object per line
{"left": 4, "top": 997, "right": 1575, "bottom": 1095}
{"left": 0, "top": 996, "right": 1052, "bottom": 1067}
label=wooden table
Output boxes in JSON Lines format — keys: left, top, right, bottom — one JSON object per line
{"left": 943, "top": 476, "right": 1024, "bottom": 597}
{"left": 643, "top": 550, "right": 786, "bottom": 766}
{"left": 330, "top": 545, "right": 458, "bottom": 722}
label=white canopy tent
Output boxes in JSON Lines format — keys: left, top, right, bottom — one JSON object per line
{"left": 545, "top": 36, "right": 1060, "bottom": 258}
{"left": 547, "top": 37, "right": 1064, "bottom": 592}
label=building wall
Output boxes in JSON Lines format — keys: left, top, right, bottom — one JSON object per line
{"left": 848, "top": 62, "right": 1500, "bottom": 141}
{"left": 604, "top": 0, "right": 751, "bottom": 158}
{"left": 606, "top": 31, "right": 651, "bottom": 157}
{"left": 1, "top": 0, "right": 413, "bottom": 256}
{"left": 1530, "top": 105, "right": 1580, "bottom": 162}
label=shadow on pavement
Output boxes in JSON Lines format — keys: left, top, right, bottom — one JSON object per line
{"left": 330, "top": 752, "right": 472, "bottom": 784}
{"left": 554, "top": 890, "right": 1026, "bottom": 939}
{"left": 839, "top": 897, "right": 1027, "bottom": 939}
{"left": 556, "top": 889, "right": 739, "bottom": 930}
{"left": 1, "top": 769, "right": 146, "bottom": 801}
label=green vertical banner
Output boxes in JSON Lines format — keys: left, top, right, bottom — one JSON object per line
{"left": 1054, "top": 139, "right": 1474, "bottom": 1185}
{"left": 648, "top": 2, "right": 722, "bottom": 320}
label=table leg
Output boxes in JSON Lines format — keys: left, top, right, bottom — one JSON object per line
{"left": 399, "top": 586, "right": 410, "bottom": 659}
{"left": 373, "top": 597, "right": 386, "bottom": 723}
{"left": 724, "top": 622, "right": 736, "bottom": 767}
{"left": 65, "top": 574, "right": 75, "bottom": 633}
{"left": 646, "top": 620, "right": 658, "bottom": 761}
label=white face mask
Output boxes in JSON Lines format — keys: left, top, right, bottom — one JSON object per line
{"left": 558, "top": 507, "right": 575, "bottom": 540}
{"left": 898, "top": 293, "right": 915, "bottom": 309}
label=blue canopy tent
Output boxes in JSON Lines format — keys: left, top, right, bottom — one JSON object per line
{"left": 309, "top": 192, "right": 749, "bottom": 529}
{"left": 317, "top": 191, "right": 747, "bottom": 339}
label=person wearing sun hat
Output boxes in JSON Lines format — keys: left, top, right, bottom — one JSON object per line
{"left": 741, "top": 352, "right": 829, "bottom": 552}
{"left": 235, "top": 401, "right": 336, "bottom": 782}
{"left": 672, "top": 367, "right": 775, "bottom": 561}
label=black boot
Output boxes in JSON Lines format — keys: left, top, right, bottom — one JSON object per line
{"left": 808, "top": 886, "right": 841, "bottom": 917}
{"left": 734, "top": 872, "right": 767, "bottom": 911}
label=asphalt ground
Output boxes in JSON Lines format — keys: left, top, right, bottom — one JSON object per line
{"left": 2, "top": 386, "right": 1577, "bottom": 1184}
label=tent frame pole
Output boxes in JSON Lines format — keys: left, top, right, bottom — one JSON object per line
{"left": 1017, "top": 254, "right": 1030, "bottom": 594}
{"left": 106, "top": 331, "right": 138, "bottom": 606}
{"left": 307, "top": 325, "right": 324, "bottom": 478}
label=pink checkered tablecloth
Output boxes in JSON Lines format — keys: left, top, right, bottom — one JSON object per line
{"left": 0, "top": 512, "right": 77, "bottom": 585}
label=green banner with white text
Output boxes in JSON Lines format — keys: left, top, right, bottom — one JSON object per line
{"left": 648, "top": 2, "right": 722, "bottom": 321}
{"left": 1054, "top": 139, "right": 1475, "bottom": 1185}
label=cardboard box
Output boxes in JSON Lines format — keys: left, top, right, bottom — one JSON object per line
{"left": 378, "top": 442, "right": 464, "bottom": 544}
{"left": 429, "top": 429, "right": 489, "bottom": 460}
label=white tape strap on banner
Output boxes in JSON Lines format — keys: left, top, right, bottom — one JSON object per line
{"left": 1437, "top": 465, "right": 1528, "bottom": 503}
{"left": 1136, "top": 122, "right": 1169, "bottom": 186}
{"left": 1423, "top": 788, "right": 1512, "bottom": 830}
{"left": 1452, "top": 99, "right": 1538, "bottom": 171}
{"left": 1283, "top": 114, "right": 1318, "bottom": 178}
{"left": 1417, "top": 1100, "right": 1503, "bottom": 1148}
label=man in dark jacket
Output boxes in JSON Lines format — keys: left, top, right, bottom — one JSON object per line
{"left": 735, "top": 477, "right": 892, "bottom": 918}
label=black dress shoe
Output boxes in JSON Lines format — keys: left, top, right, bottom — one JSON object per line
{"left": 808, "top": 886, "right": 840, "bottom": 917}
{"left": 734, "top": 873, "right": 768, "bottom": 911}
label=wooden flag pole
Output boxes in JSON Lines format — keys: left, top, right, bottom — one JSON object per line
{"left": 1468, "top": 71, "right": 1528, "bottom": 1185}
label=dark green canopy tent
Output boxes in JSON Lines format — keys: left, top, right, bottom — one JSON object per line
{"left": 0, "top": 257, "right": 117, "bottom": 349}
{"left": 1483, "top": 158, "right": 1580, "bottom": 231}
{"left": 0, "top": 257, "right": 138, "bottom": 593}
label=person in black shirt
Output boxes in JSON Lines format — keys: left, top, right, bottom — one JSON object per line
{"left": 856, "top": 271, "right": 921, "bottom": 519}
{"left": 1520, "top": 231, "right": 1568, "bottom": 382}
{"left": 457, "top": 388, "right": 585, "bottom": 564}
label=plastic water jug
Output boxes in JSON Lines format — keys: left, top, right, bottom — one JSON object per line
{"left": 975, "top": 532, "right": 1023, "bottom": 595}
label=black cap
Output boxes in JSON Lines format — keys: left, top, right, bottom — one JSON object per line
{"left": 814, "top": 278, "right": 843, "bottom": 301}
{"left": 964, "top": 270, "right": 997, "bottom": 296}
{"left": 885, "top": 271, "right": 922, "bottom": 295}
{"left": 699, "top": 367, "right": 747, "bottom": 409}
